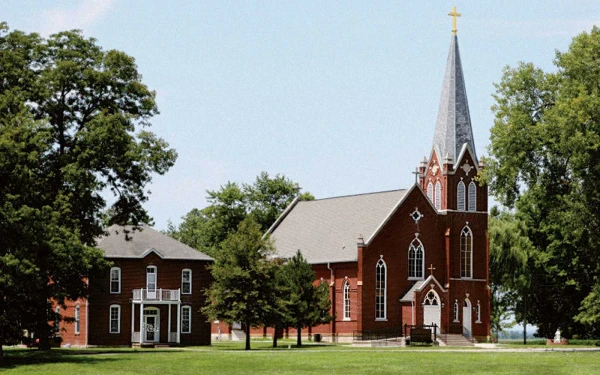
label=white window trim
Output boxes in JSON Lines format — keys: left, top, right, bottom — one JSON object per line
{"left": 147, "top": 265, "right": 157, "bottom": 291}
{"left": 375, "top": 258, "right": 387, "bottom": 321}
{"left": 468, "top": 181, "right": 477, "bottom": 211}
{"left": 408, "top": 237, "right": 425, "bottom": 280}
{"left": 182, "top": 269, "right": 192, "bottom": 294}
{"left": 460, "top": 226, "right": 473, "bottom": 279}
{"left": 109, "top": 304, "right": 121, "bottom": 334}
{"left": 453, "top": 300, "right": 459, "bottom": 322}
{"left": 110, "top": 267, "right": 121, "bottom": 294}
{"left": 434, "top": 181, "right": 442, "bottom": 210}
{"left": 476, "top": 301, "right": 482, "bottom": 323}
{"left": 343, "top": 280, "right": 351, "bottom": 321}
{"left": 74, "top": 305, "right": 80, "bottom": 335}
{"left": 457, "top": 181, "right": 466, "bottom": 211}
{"left": 182, "top": 305, "right": 192, "bottom": 334}
{"left": 427, "top": 182, "right": 434, "bottom": 203}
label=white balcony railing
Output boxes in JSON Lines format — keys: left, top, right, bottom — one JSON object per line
{"left": 132, "top": 288, "right": 180, "bottom": 302}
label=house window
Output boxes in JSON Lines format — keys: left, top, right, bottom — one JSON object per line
{"left": 468, "top": 182, "right": 477, "bottom": 211}
{"left": 476, "top": 301, "right": 482, "bottom": 323}
{"left": 460, "top": 226, "right": 473, "bottom": 279}
{"left": 55, "top": 306, "right": 60, "bottom": 334}
{"left": 434, "top": 181, "right": 441, "bottom": 210}
{"left": 375, "top": 258, "right": 387, "bottom": 320}
{"left": 453, "top": 300, "right": 459, "bottom": 322}
{"left": 147, "top": 266, "right": 157, "bottom": 294}
{"left": 182, "top": 306, "right": 192, "bottom": 333}
{"left": 457, "top": 181, "right": 466, "bottom": 211}
{"left": 182, "top": 269, "right": 192, "bottom": 294}
{"left": 427, "top": 182, "right": 434, "bottom": 203}
{"left": 110, "top": 267, "right": 121, "bottom": 294}
{"left": 343, "top": 280, "right": 350, "bottom": 320}
{"left": 75, "top": 305, "right": 80, "bottom": 334}
{"left": 408, "top": 238, "right": 424, "bottom": 279}
{"left": 110, "top": 305, "right": 120, "bottom": 334}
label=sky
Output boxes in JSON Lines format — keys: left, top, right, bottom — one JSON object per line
{"left": 1, "top": 1, "right": 599, "bottom": 230}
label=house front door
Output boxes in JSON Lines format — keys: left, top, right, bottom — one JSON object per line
{"left": 147, "top": 266, "right": 157, "bottom": 299}
{"left": 143, "top": 309, "right": 160, "bottom": 342}
{"left": 422, "top": 290, "right": 441, "bottom": 329}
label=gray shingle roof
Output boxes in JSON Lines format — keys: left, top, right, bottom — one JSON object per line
{"left": 98, "top": 225, "right": 212, "bottom": 261}
{"left": 433, "top": 35, "right": 477, "bottom": 164}
{"left": 268, "top": 189, "right": 408, "bottom": 264}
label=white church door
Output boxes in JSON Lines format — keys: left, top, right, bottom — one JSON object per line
{"left": 422, "top": 290, "right": 441, "bottom": 329}
{"left": 462, "top": 298, "right": 472, "bottom": 337}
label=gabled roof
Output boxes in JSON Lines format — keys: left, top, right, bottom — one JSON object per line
{"left": 267, "top": 188, "right": 409, "bottom": 264}
{"left": 433, "top": 35, "right": 477, "bottom": 165}
{"left": 399, "top": 275, "right": 447, "bottom": 302}
{"left": 98, "top": 225, "right": 212, "bottom": 261}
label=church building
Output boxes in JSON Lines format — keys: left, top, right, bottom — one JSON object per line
{"left": 265, "top": 12, "right": 490, "bottom": 343}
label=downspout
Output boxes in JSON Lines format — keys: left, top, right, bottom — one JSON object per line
{"left": 85, "top": 277, "right": 89, "bottom": 348}
{"left": 327, "top": 262, "right": 335, "bottom": 340}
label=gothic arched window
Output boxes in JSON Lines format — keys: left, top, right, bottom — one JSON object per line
{"left": 460, "top": 226, "right": 473, "bottom": 278}
{"left": 434, "top": 181, "right": 441, "bottom": 210}
{"left": 408, "top": 238, "right": 424, "bottom": 279}
{"left": 427, "top": 182, "right": 434, "bottom": 203}
{"left": 343, "top": 280, "right": 350, "bottom": 320}
{"left": 457, "top": 181, "right": 466, "bottom": 211}
{"left": 453, "top": 300, "right": 459, "bottom": 322}
{"left": 468, "top": 182, "right": 477, "bottom": 211}
{"left": 375, "top": 258, "right": 387, "bottom": 320}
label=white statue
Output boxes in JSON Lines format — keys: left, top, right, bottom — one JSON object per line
{"left": 554, "top": 329, "right": 561, "bottom": 343}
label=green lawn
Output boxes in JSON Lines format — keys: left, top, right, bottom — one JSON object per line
{"left": 2, "top": 341, "right": 600, "bottom": 375}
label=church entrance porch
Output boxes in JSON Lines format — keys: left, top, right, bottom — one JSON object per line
{"left": 422, "top": 290, "right": 441, "bottom": 328}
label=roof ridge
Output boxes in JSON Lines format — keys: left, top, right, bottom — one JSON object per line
{"left": 306, "top": 188, "right": 408, "bottom": 202}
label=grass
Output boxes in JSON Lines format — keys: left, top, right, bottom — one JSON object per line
{"left": 2, "top": 341, "right": 600, "bottom": 375}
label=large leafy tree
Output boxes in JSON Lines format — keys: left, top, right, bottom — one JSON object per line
{"left": 202, "top": 217, "right": 279, "bottom": 350}
{"left": 167, "top": 172, "right": 313, "bottom": 257}
{"left": 0, "top": 22, "right": 176, "bottom": 353}
{"left": 485, "top": 27, "right": 600, "bottom": 338}
{"left": 285, "top": 250, "right": 332, "bottom": 347}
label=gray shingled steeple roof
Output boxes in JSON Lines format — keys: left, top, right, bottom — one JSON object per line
{"left": 432, "top": 35, "right": 477, "bottom": 164}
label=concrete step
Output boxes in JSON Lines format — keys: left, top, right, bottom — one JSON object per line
{"left": 231, "top": 329, "right": 247, "bottom": 341}
{"left": 440, "top": 334, "right": 474, "bottom": 346}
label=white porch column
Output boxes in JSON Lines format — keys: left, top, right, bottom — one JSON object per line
{"left": 176, "top": 302, "right": 181, "bottom": 344}
{"left": 131, "top": 303, "right": 135, "bottom": 341}
{"left": 168, "top": 304, "right": 172, "bottom": 343}
{"left": 139, "top": 302, "right": 144, "bottom": 343}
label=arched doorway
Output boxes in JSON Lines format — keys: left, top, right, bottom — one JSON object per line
{"left": 462, "top": 298, "right": 472, "bottom": 337}
{"left": 422, "top": 290, "right": 441, "bottom": 329}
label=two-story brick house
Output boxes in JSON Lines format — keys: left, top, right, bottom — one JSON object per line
{"left": 58, "top": 225, "right": 213, "bottom": 347}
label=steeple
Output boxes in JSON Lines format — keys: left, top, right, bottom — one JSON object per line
{"left": 432, "top": 28, "right": 477, "bottom": 165}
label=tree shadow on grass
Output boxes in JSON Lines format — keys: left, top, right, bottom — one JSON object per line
{"left": 0, "top": 348, "right": 181, "bottom": 370}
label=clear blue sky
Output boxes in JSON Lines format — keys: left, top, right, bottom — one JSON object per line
{"left": 2, "top": 1, "right": 598, "bottom": 230}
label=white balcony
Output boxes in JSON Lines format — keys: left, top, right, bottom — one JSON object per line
{"left": 132, "top": 288, "right": 180, "bottom": 303}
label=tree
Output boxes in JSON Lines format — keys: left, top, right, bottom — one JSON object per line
{"left": 167, "top": 172, "right": 313, "bottom": 257}
{"left": 485, "top": 27, "right": 600, "bottom": 338}
{"left": 285, "top": 250, "right": 332, "bottom": 347}
{"left": 488, "top": 207, "right": 533, "bottom": 342}
{"left": 202, "top": 217, "right": 279, "bottom": 350}
{"left": 0, "top": 23, "right": 176, "bottom": 354}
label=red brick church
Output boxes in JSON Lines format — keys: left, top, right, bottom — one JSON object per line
{"left": 262, "top": 27, "right": 490, "bottom": 342}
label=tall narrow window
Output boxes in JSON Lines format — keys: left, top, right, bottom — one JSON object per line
{"left": 434, "top": 181, "right": 441, "bottom": 210}
{"left": 55, "top": 306, "right": 60, "bottom": 334}
{"left": 427, "top": 182, "right": 434, "bottom": 203}
{"left": 343, "top": 280, "right": 351, "bottom": 320}
{"left": 109, "top": 305, "right": 120, "bottom": 334}
{"left": 453, "top": 300, "right": 459, "bottom": 322}
{"left": 182, "top": 269, "right": 192, "bottom": 294}
{"left": 460, "top": 226, "right": 473, "bottom": 278}
{"left": 457, "top": 181, "right": 466, "bottom": 211}
{"left": 110, "top": 267, "right": 121, "bottom": 294}
{"left": 375, "top": 258, "right": 387, "bottom": 320}
{"left": 146, "top": 266, "right": 157, "bottom": 299}
{"left": 468, "top": 182, "right": 477, "bottom": 211}
{"left": 182, "top": 306, "right": 191, "bottom": 333}
{"left": 75, "top": 305, "right": 80, "bottom": 334}
{"left": 408, "top": 238, "right": 424, "bottom": 279}
{"left": 476, "top": 301, "right": 481, "bottom": 323}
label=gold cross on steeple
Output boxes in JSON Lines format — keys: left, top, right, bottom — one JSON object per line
{"left": 448, "top": 6, "right": 461, "bottom": 35}
{"left": 428, "top": 264, "right": 436, "bottom": 276}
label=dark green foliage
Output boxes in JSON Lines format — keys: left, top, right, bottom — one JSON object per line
{"left": 202, "top": 217, "right": 279, "bottom": 350}
{"left": 485, "top": 27, "right": 600, "bottom": 338}
{"left": 0, "top": 23, "right": 176, "bottom": 354}
{"left": 167, "top": 172, "right": 313, "bottom": 257}
{"left": 285, "top": 251, "right": 332, "bottom": 347}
